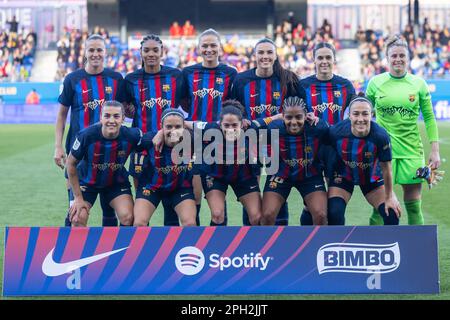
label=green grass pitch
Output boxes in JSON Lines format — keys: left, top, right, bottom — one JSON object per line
{"left": 1, "top": 122, "right": 449, "bottom": 300}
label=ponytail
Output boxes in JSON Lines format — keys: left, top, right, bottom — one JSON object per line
{"left": 255, "top": 38, "right": 299, "bottom": 95}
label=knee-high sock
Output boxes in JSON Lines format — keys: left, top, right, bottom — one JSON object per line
{"left": 276, "top": 202, "right": 289, "bottom": 225}
{"left": 300, "top": 208, "right": 313, "bottom": 226}
{"left": 196, "top": 204, "right": 201, "bottom": 226}
{"left": 369, "top": 207, "right": 384, "bottom": 226}
{"left": 327, "top": 197, "right": 347, "bottom": 225}
{"left": 405, "top": 199, "right": 424, "bottom": 225}
{"left": 163, "top": 205, "right": 180, "bottom": 226}
{"left": 100, "top": 195, "right": 118, "bottom": 227}
{"left": 377, "top": 203, "right": 399, "bottom": 225}
{"left": 64, "top": 189, "right": 74, "bottom": 227}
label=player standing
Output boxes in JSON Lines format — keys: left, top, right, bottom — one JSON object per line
{"left": 231, "top": 38, "right": 308, "bottom": 225}
{"left": 366, "top": 36, "right": 440, "bottom": 225}
{"left": 299, "top": 42, "right": 356, "bottom": 225}
{"left": 124, "top": 34, "right": 184, "bottom": 226}
{"left": 181, "top": 28, "right": 237, "bottom": 225}
{"left": 54, "top": 34, "right": 124, "bottom": 227}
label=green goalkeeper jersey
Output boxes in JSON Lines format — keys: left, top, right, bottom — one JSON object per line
{"left": 366, "top": 72, "right": 439, "bottom": 159}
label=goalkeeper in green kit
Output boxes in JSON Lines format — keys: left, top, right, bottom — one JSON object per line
{"left": 366, "top": 36, "right": 442, "bottom": 225}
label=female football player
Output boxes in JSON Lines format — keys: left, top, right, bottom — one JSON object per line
{"left": 366, "top": 36, "right": 440, "bottom": 225}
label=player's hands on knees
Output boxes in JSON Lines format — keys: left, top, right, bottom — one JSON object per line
{"left": 69, "top": 198, "right": 90, "bottom": 224}
{"left": 428, "top": 150, "right": 441, "bottom": 170}
{"left": 385, "top": 195, "right": 402, "bottom": 218}
{"left": 54, "top": 146, "right": 66, "bottom": 169}
{"left": 306, "top": 112, "right": 319, "bottom": 126}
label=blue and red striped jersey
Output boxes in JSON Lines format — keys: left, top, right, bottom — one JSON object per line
{"left": 268, "top": 119, "right": 329, "bottom": 181}
{"left": 182, "top": 63, "right": 237, "bottom": 121}
{"left": 125, "top": 66, "right": 184, "bottom": 133}
{"left": 328, "top": 119, "right": 392, "bottom": 185}
{"left": 58, "top": 68, "right": 125, "bottom": 153}
{"left": 300, "top": 74, "right": 355, "bottom": 125}
{"left": 231, "top": 68, "right": 308, "bottom": 120}
{"left": 195, "top": 121, "right": 260, "bottom": 183}
{"left": 138, "top": 132, "right": 193, "bottom": 191}
{"left": 70, "top": 123, "right": 142, "bottom": 188}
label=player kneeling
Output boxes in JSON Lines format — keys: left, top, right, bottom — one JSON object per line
{"left": 261, "top": 96, "right": 329, "bottom": 225}
{"left": 184, "top": 100, "right": 282, "bottom": 226}
{"left": 327, "top": 93, "right": 402, "bottom": 225}
{"left": 66, "top": 101, "right": 142, "bottom": 227}
{"left": 134, "top": 109, "right": 197, "bottom": 226}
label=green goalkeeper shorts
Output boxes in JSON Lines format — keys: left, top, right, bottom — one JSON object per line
{"left": 392, "top": 158, "right": 425, "bottom": 185}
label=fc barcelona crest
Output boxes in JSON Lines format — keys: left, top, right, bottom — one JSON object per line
{"left": 142, "top": 188, "right": 151, "bottom": 196}
{"left": 216, "top": 77, "right": 223, "bottom": 85}
{"left": 409, "top": 94, "right": 416, "bottom": 102}
{"left": 273, "top": 91, "right": 280, "bottom": 99}
{"left": 365, "top": 151, "right": 373, "bottom": 158}
{"left": 334, "top": 90, "right": 341, "bottom": 98}
{"left": 305, "top": 146, "right": 312, "bottom": 153}
{"left": 163, "top": 84, "right": 170, "bottom": 92}
{"left": 105, "top": 86, "right": 113, "bottom": 94}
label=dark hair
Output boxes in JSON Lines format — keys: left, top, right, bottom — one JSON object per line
{"left": 254, "top": 38, "right": 300, "bottom": 95}
{"left": 102, "top": 100, "right": 124, "bottom": 115}
{"left": 161, "top": 108, "right": 184, "bottom": 124}
{"left": 83, "top": 34, "right": 106, "bottom": 65}
{"left": 348, "top": 92, "right": 373, "bottom": 111}
{"left": 282, "top": 96, "right": 307, "bottom": 112}
{"left": 140, "top": 34, "right": 163, "bottom": 68}
{"left": 220, "top": 99, "right": 244, "bottom": 122}
{"left": 313, "top": 42, "right": 336, "bottom": 59}
{"left": 385, "top": 35, "right": 408, "bottom": 56}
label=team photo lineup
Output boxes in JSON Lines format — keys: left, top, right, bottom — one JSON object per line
{"left": 53, "top": 27, "right": 443, "bottom": 229}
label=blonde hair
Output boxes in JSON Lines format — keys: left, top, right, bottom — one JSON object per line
{"left": 199, "top": 28, "right": 221, "bottom": 44}
{"left": 385, "top": 35, "right": 408, "bottom": 56}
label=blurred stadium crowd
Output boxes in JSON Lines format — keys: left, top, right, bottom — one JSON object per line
{"left": 0, "top": 16, "right": 36, "bottom": 82}
{"left": 1, "top": 14, "right": 449, "bottom": 83}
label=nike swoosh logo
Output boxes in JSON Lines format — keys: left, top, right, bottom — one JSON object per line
{"left": 377, "top": 96, "right": 386, "bottom": 99}
{"left": 121, "top": 188, "right": 129, "bottom": 192}
{"left": 140, "top": 88, "right": 148, "bottom": 92}
{"left": 315, "top": 185, "right": 323, "bottom": 188}
{"left": 94, "top": 153, "right": 103, "bottom": 156}
{"left": 311, "top": 93, "right": 320, "bottom": 97}
{"left": 181, "top": 193, "right": 190, "bottom": 197}
{"left": 250, "top": 94, "right": 259, "bottom": 97}
{"left": 82, "top": 89, "right": 91, "bottom": 94}
{"left": 42, "top": 246, "right": 128, "bottom": 277}
{"left": 194, "top": 79, "right": 202, "bottom": 83}
{"left": 250, "top": 186, "right": 257, "bottom": 189}
{"left": 342, "top": 151, "right": 350, "bottom": 154}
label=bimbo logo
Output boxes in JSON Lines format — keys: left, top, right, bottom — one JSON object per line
{"left": 316, "top": 242, "right": 400, "bottom": 274}
{"left": 175, "top": 246, "right": 205, "bottom": 275}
